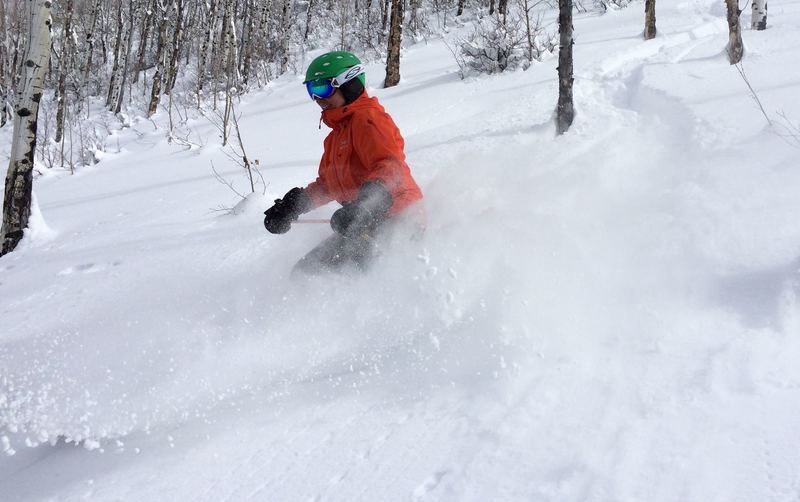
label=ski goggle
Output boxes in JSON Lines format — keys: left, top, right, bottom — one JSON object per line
{"left": 306, "top": 78, "right": 336, "bottom": 100}
{"left": 305, "top": 64, "right": 365, "bottom": 100}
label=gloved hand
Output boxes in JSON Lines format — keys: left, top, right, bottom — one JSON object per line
{"left": 264, "top": 187, "right": 312, "bottom": 234}
{"left": 331, "top": 180, "right": 393, "bottom": 237}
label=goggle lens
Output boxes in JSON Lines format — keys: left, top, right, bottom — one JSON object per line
{"left": 306, "top": 79, "right": 335, "bottom": 100}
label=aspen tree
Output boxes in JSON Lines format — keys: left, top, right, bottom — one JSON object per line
{"left": 279, "top": 0, "right": 292, "bottom": 73}
{"left": 382, "top": 0, "right": 389, "bottom": 32}
{"left": 113, "top": 0, "right": 136, "bottom": 114}
{"left": 556, "top": 0, "right": 574, "bottom": 135}
{"left": 2, "top": 0, "right": 52, "bottom": 256}
{"left": 55, "top": 0, "right": 74, "bottom": 143}
{"left": 81, "top": 0, "right": 101, "bottom": 100}
{"left": 106, "top": 1, "right": 125, "bottom": 109}
{"left": 751, "top": 0, "right": 766, "bottom": 30}
{"left": 148, "top": 0, "right": 172, "bottom": 117}
{"left": 240, "top": 0, "right": 256, "bottom": 83}
{"left": 133, "top": 0, "right": 155, "bottom": 84}
{"left": 165, "top": 0, "right": 185, "bottom": 94}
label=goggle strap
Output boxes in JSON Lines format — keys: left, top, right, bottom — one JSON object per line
{"left": 332, "top": 64, "right": 365, "bottom": 87}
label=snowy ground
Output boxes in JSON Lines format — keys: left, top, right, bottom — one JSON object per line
{"left": 3, "top": 0, "right": 800, "bottom": 500}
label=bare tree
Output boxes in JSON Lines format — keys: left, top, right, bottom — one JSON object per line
{"left": 80, "top": 0, "right": 102, "bottom": 102}
{"left": 644, "top": 0, "right": 656, "bottom": 40}
{"left": 106, "top": 0, "right": 126, "bottom": 109}
{"left": 112, "top": 0, "right": 136, "bottom": 114}
{"left": 725, "top": 0, "right": 743, "bottom": 64}
{"left": 165, "top": 0, "right": 186, "bottom": 94}
{"left": 384, "top": 0, "right": 404, "bottom": 87}
{"left": 751, "top": 0, "right": 766, "bottom": 30}
{"left": 148, "top": 0, "right": 173, "bottom": 117}
{"left": 2, "top": 0, "right": 52, "bottom": 256}
{"left": 197, "top": 0, "right": 218, "bottom": 99}
{"left": 278, "top": 0, "right": 292, "bottom": 73}
{"left": 498, "top": 0, "right": 509, "bottom": 20}
{"left": 1, "top": 0, "right": 27, "bottom": 128}
{"left": 133, "top": 0, "right": 155, "bottom": 84}
{"left": 556, "top": 0, "right": 574, "bottom": 134}
{"left": 382, "top": 0, "right": 390, "bottom": 31}
{"left": 55, "top": 0, "right": 75, "bottom": 143}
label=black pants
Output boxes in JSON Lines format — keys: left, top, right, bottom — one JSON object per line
{"left": 292, "top": 232, "right": 381, "bottom": 276}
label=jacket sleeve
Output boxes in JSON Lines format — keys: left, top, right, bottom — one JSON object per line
{"left": 351, "top": 113, "right": 413, "bottom": 200}
{"left": 303, "top": 138, "right": 335, "bottom": 209}
{"left": 304, "top": 175, "right": 334, "bottom": 209}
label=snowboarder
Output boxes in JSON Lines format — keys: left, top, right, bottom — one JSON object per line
{"left": 263, "top": 51, "right": 423, "bottom": 275}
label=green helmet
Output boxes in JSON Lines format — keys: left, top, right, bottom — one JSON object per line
{"left": 304, "top": 51, "right": 366, "bottom": 86}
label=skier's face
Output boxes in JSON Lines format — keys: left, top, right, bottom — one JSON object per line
{"left": 314, "top": 89, "right": 346, "bottom": 110}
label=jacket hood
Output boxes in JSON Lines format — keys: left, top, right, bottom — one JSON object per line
{"left": 320, "top": 92, "right": 383, "bottom": 128}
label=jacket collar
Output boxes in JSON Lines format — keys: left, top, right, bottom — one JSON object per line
{"left": 320, "top": 92, "right": 380, "bottom": 128}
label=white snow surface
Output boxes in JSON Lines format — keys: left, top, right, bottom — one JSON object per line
{"left": 3, "top": 1, "right": 800, "bottom": 500}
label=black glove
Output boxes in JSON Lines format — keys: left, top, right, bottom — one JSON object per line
{"left": 264, "top": 187, "right": 312, "bottom": 234}
{"left": 331, "top": 180, "right": 393, "bottom": 237}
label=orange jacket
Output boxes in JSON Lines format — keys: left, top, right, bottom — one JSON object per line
{"left": 304, "top": 92, "right": 423, "bottom": 216}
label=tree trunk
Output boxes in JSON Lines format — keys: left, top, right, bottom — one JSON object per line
{"left": 241, "top": 0, "right": 256, "bottom": 85}
{"left": 751, "top": 0, "right": 766, "bottom": 30}
{"left": 556, "top": 0, "right": 574, "bottom": 135}
{"left": 384, "top": 0, "right": 403, "bottom": 88}
{"left": 279, "top": 0, "right": 291, "bottom": 73}
{"left": 498, "top": 0, "right": 509, "bottom": 18}
{"left": 522, "top": 0, "right": 534, "bottom": 61}
{"left": 55, "top": 0, "right": 74, "bottom": 143}
{"left": 0, "top": 0, "right": 8, "bottom": 128}
{"left": 106, "top": 3, "right": 125, "bottom": 109}
{"left": 381, "top": 0, "right": 389, "bottom": 32}
{"left": 148, "top": 0, "right": 171, "bottom": 117}
{"left": 304, "top": 0, "right": 316, "bottom": 42}
{"left": 113, "top": 0, "right": 136, "bottom": 114}
{"left": 2, "top": 0, "right": 52, "bottom": 256}
{"left": 82, "top": 0, "right": 101, "bottom": 100}
{"left": 165, "top": 0, "right": 185, "bottom": 93}
{"left": 457, "top": 0, "right": 465, "bottom": 16}
{"left": 725, "top": 0, "right": 743, "bottom": 64}
{"left": 133, "top": 0, "right": 155, "bottom": 84}
{"left": 198, "top": 0, "right": 218, "bottom": 94}
{"left": 644, "top": 0, "right": 656, "bottom": 40}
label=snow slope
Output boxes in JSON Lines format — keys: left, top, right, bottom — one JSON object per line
{"left": 3, "top": 0, "right": 800, "bottom": 500}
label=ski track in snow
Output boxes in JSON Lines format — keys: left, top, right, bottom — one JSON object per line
{"left": 3, "top": 0, "right": 800, "bottom": 500}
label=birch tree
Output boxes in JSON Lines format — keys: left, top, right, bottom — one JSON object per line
{"left": 165, "top": 0, "right": 186, "bottom": 94}
{"left": 751, "top": 0, "right": 766, "bottom": 30}
{"left": 112, "top": 0, "right": 136, "bottom": 114}
{"left": 80, "top": 0, "right": 101, "bottom": 100}
{"left": 106, "top": 0, "right": 126, "bottom": 109}
{"left": 2, "top": 0, "right": 52, "bottom": 256}
{"left": 148, "top": 0, "right": 172, "bottom": 117}
{"left": 384, "top": 0, "right": 404, "bottom": 88}
{"left": 54, "top": 0, "right": 75, "bottom": 143}
{"left": 133, "top": 0, "right": 155, "bottom": 84}
{"left": 556, "top": 0, "right": 574, "bottom": 135}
